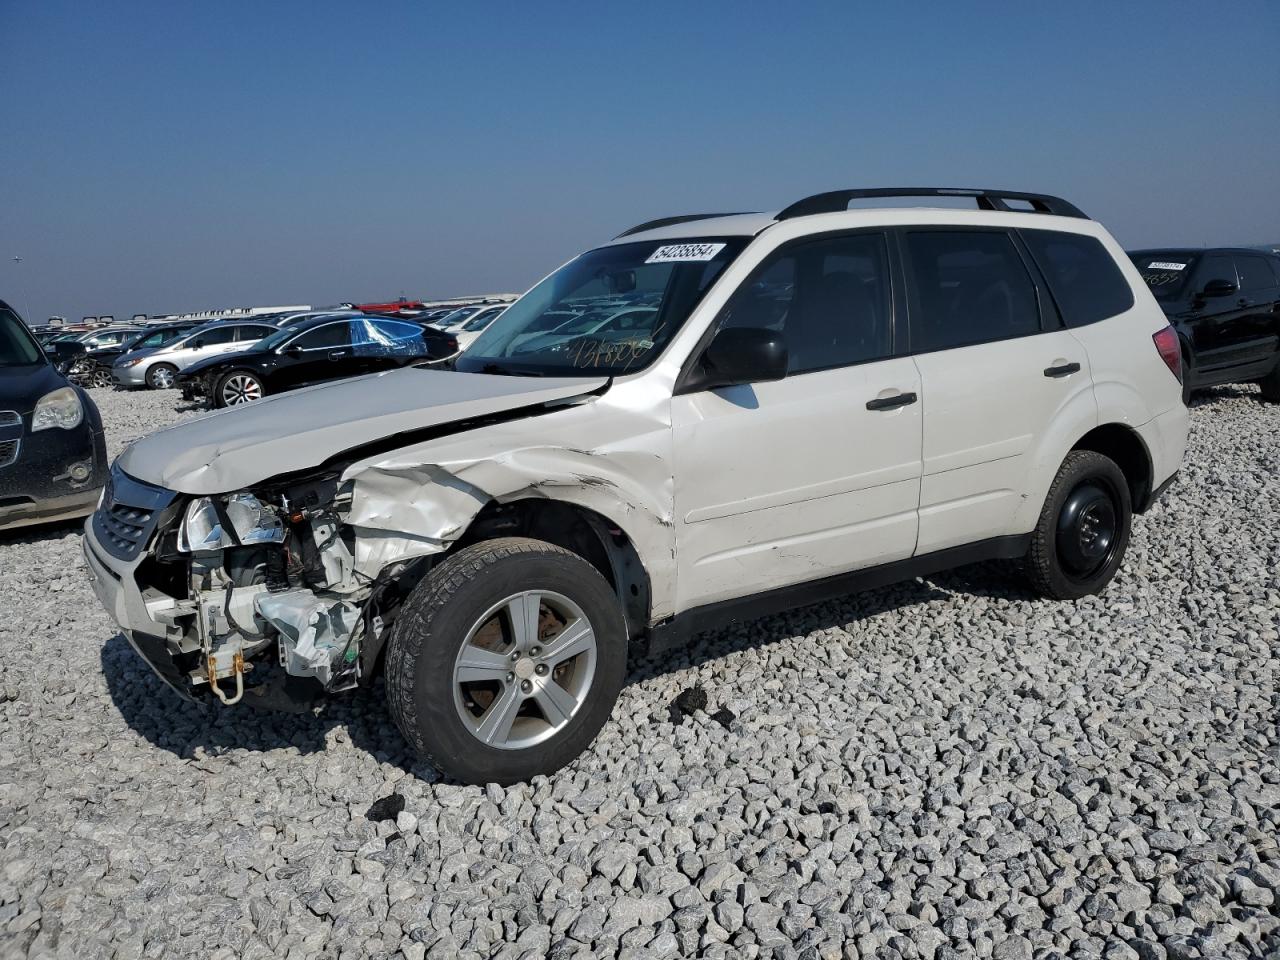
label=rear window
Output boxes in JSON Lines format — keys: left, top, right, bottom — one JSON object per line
{"left": 1021, "top": 230, "right": 1134, "bottom": 326}
{"left": 1129, "top": 252, "right": 1196, "bottom": 301}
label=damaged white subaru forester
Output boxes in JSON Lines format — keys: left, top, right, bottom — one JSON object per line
{"left": 85, "top": 188, "right": 1188, "bottom": 784}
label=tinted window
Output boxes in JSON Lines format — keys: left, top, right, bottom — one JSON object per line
{"left": 293, "top": 322, "right": 352, "bottom": 350}
{"left": 718, "top": 233, "right": 891, "bottom": 374}
{"left": 195, "top": 326, "right": 237, "bottom": 346}
{"left": 236, "top": 325, "right": 276, "bottom": 341}
{"left": 1236, "top": 256, "right": 1278, "bottom": 292}
{"left": 905, "top": 231, "right": 1039, "bottom": 352}
{"left": 1196, "top": 256, "right": 1237, "bottom": 291}
{"left": 1022, "top": 230, "right": 1133, "bottom": 326}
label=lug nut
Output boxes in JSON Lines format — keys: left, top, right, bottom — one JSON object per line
{"left": 535, "top": 663, "right": 548, "bottom": 676}
{"left": 510, "top": 650, "right": 520, "bottom": 661}
{"left": 520, "top": 679, "right": 533, "bottom": 693}
{"left": 506, "top": 672, "right": 514, "bottom": 682}
{"left": 530, "top": 646, "right": 541, "bottom": 656}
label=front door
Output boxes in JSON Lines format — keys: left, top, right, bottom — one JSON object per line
{"left": 276, "top": 320, "right": 357, "bottom": 390}
{"left": 672, "top": 230, "right": 922, "bottom": 612}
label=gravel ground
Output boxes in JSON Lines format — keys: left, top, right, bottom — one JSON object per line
{"left": 1, "top": 384, "right": 1277, "bottom": 960}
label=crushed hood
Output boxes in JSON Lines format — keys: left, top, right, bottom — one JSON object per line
{"left": 117, "top": 367, "right": 609, "bottom": 494}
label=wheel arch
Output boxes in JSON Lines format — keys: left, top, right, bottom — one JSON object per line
{"left": 448, "top": 498, "right": 652, "bottom": 643}
{"left": 1070, "top": 422, "right": 1154, "bottom": 513}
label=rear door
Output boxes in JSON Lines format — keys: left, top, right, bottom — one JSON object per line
{"left": 902, "top": 228, "right": 1094, "bottom": 554}
{"left": 672, "top": 230, "right": 922, "bottom": 610}
{"left": 1232, "top": 255, "right": 1280, "bottom": 368}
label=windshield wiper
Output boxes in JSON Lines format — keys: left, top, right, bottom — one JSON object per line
{"left": 480, "top": 362, "right": 543, "bottom": 377}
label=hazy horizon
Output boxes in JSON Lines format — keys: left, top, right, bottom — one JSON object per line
{"left": 3, "top": 0, "right": 1278, "bottom": 324}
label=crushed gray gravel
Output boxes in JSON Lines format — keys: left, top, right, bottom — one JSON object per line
{"left": 1, "top": 384, "right": 1277, "bottom": 959}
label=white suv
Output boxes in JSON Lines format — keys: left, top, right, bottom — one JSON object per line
{"left": 84, "top": 188, "right": 1188, "bottom": 784}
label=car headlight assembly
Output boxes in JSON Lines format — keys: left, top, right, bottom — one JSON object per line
{"left": 31, "top": 387, "right": 84, "bottom": 432}
{"left": 177, "top": 493, "right": 285, "bottom": 552}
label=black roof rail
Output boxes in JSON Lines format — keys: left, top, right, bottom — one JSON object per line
{"left": 614, "top": 212, "right": 755, "bottom": 239}
{"left": 775, "top": 188, "right": 1088, "bottom": 221}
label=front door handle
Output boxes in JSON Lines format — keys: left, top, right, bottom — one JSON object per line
{"left": 1043, "top": 362, "right": 1081, "bottom": 378}
{"left": 327, "top": 349, "right": 350, "bottom": 360}
{"left": 866, "top": 391, "right": 918, "bottom": 411}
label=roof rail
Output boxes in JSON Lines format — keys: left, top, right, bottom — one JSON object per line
{"left": 614, "top": 212, "right": 755, "bottom": 239}
{"left": 775, "top": 188, "right": 1088, "bottom": 221}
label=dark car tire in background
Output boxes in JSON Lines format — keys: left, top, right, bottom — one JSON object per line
{"left": 1024, "top": 450, "right": 1132, "bottom": 601}
{"left": 146, "top": 363, "right": 178, "bottom": 390}
{"left": 385, "top": 537, "right": 627, "bottom": 785}
{"left": 1257, "top": 363, "right": 1280, "bottom": 403}
{"left": 216, "top": 370, "right": 266, "bottom": 407}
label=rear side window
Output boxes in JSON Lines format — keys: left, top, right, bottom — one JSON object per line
{"left": 1236, "top": 256, "right": 1278, "bottom": 292}
{"left": 1021, "top": 230, "right": 1134, "bottom": 326}
{"left": 717, "top": 232, "right": 892, "bottom": 375}
{"left": 236, "top": 325, "right": 276, "bottom": 341}
{"left": 904, "top": 231, "right": 1039, "bottom": 352}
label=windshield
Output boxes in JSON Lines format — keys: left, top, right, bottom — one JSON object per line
{"left": 1130, "top": 252, "right": 1196, "bottom": 301}
{"left": 254, "top": 323, "right": 307, "bottom": 351}
{"left": 0, "top": 309, "right": 45, "bottom": 367}
{"left": 457, "top": 238, "right": 747, "bottom": 376}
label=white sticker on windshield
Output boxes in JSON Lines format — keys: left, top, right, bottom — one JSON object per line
{"left": 1147, "top": 261, "right": 1186, "bottom": 271}
{"left": 645, "top": 243, "right": 726, "bottom": 264}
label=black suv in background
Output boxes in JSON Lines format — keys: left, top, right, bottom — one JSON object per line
{"left": 1129, "top": 248, "right": 1280, "bottom": 403}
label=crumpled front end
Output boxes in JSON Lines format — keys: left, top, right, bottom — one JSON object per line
{"left": 85, "top": 464, "right": 401, "bottom": 704}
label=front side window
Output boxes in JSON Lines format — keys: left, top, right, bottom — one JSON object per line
{"left": 193, "top": 326, "right": 237, "bottom": 347}
{"left": 458, "top": 238, "right": 748, "bottom": 376}
{"left": 1021, "top": 230, "right": 1133, "bottom": 327}
{"left": 293, "top": 322, "right": 352, "bottom": 350}
{"left": 905, "top": 231, "right": 1040, "bottom": 352}
{"left": 0, "top": 309, "right": 43, "bottom": 367}
{"left": 1196, "top": 256, "right": 1238, "bottom": 292}
{"left": 717, "top": 232, "right": 892, "bottom": 374}
{"left": 1236, "top": 256, "right": 1278, "bottom": 293}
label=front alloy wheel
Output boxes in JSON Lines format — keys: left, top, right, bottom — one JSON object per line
{"left": 219, "top": 372, "right": 264, "bottom": 406}
{"left": 386, "top": 537, "right": 627, "bottom": 784}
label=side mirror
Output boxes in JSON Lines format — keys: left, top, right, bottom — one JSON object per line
{"left": 687, "top": 327, "right": 788, "bottom": 392}
{"left": 282, "top": 344, "right": 303, "bottom": 357}
{"left": 1199, "top": 278, "right": 1237, "bottom": 299}
{"left": 189, "top": 339, "right": 204, "bottom": 349}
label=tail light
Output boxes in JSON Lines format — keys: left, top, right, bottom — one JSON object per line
{"left": 1152, "top": 325, "right": 1181, "bottom": 382}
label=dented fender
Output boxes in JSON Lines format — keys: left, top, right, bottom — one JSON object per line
{"left": 340, "top": 376, "right": 679, "bottom": 620}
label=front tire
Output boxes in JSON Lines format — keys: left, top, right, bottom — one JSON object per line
{"left": 385, "top": 537, "right": 627, "bottom": 784}
{"left": 1025, "top": 450, "right": 1132, "bottom": 601}
{"left": 146, "top": 363, "right": 178, "bottom": 390}
{"left": 217, "top": 370, "right": 265, "bottom": 407}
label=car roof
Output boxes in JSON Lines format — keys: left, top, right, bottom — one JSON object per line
{"left": 1128, "top": 247, "right": 1274, "bottom": 256}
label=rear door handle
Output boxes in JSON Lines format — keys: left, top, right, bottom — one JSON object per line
{"left": 866, "top": 391, "right": 918, "bottom": 411}
{"left": 1043, "top": 362, "right": 1081, "bottom": 378}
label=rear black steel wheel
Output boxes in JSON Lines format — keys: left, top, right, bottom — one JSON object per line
{"left": 1025, "top": 450, "right": 1131, "bottom": 600}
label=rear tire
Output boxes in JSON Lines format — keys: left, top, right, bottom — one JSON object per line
{"left": 146, "top": 363, "right": 177, "bottom": 390}
{"left": 385, "top": 537, "right": 627, "bottom": 785}
{"left": 1025, "top": 450, "right": 1132, "bottom": 601}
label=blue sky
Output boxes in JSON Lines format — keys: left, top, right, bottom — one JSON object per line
{"left": 2, "top": 0, "right": 1278, "bottom": 323}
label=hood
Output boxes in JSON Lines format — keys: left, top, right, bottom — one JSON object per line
{"left": 117, "top": 366, "right": 609, "bottom": 494}
{"left": 0, "top": 362, "right": 65, "bottom": 413}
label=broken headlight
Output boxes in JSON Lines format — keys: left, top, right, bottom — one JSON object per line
{"left": 177, "top": 493, "right": 285, "bottom": 552}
